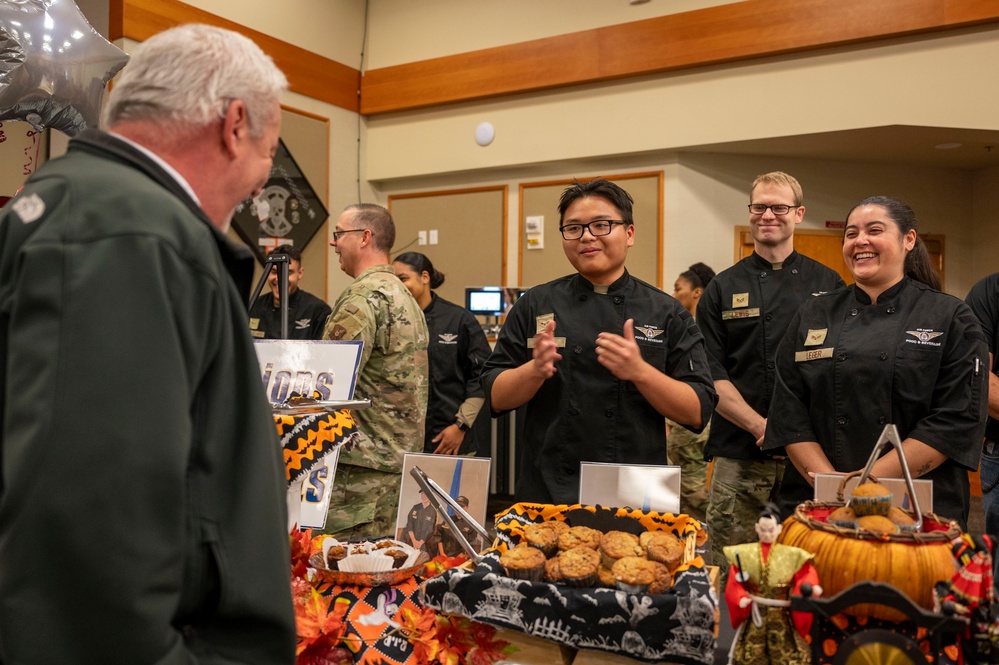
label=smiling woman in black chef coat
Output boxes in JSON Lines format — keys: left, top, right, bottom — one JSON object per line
{"left": 764, "top": 196, "right": 988, "bottom": 529}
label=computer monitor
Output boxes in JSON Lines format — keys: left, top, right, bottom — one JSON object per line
{"left": 465, "top": 287, "right": 504, "bottom": 317}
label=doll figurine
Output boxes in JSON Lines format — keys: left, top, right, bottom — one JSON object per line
{"left": 723, "top": 504, "right": 821, "bottom": 665}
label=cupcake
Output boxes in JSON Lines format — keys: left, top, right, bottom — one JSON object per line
{"left": 850, "top": 482, "right": 893, "bottom": 517}
{"left": 648, "top": 561, "right": 672, "bottom": 594}
{"left": 384, "top": 549, "right": 411, "bottom": 569}
{"left": 558, "top": 526, "right": 603, "bottom": 551}
{"left": 645, "top": 532, "right": 685, "bottom": 571}
{"left": 600, "top": 530, "right": 644, "bottom": 569}
{"left": 523, "top": 524, "right": 559, "bottom": 557}
{"left": 544, "top": 555, "right": 564, "bottom": 583}
{"left": 828, "top": 506, "right": 857, "bottom": 528}
{"left": 559, "top": 546, "right": 601, "bottom": 587}
{"left": 611, "top": 556, "right": 657, "bottom": 593}
{"left": 856, "top": 514, "right": 900, "bottom": 536}
{"left": 887, "top": 506, "right": 917, "bottom": 532}
{"left": 500, "top": 545, "right": 546, "bottom": 581}
{"left": 326, "top": 545, "right": 348, "bottom": 570}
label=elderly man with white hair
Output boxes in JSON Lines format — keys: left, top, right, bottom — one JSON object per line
{"left": 0, "top": 24, "right": 296, "bottom": 664}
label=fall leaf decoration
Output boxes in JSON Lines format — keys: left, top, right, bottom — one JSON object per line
{"left": 293, "top": 579, "right": 349, "bottom": 662}
{"left": 423, "top": 553, "right": 470, "bottom": 579}
{"left": 395, "top": 606, "right": 516, "bottom": 665}
{"left": 291, "top": 527, "right": 314, "bottom": 580}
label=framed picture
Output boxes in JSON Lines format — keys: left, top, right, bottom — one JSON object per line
{"left": 395, "top": 454, "right": 491, "bottom": 558}
{"left": 578, "top": 462, "right": 681, "bottom": 514}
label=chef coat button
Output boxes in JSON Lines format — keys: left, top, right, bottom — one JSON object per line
{"left": 765, "top": 313, "right": 774, "bottom": 321}
{"left": 613, "top": 296, "right": 622, "bottom": 304}
{"left": 766, "top": 361, "right": 775, "bottom": 369}
{"left": 837, "top": 353, "right": 847, "bottom": 362}
{"left": 760, "top": 271, "right": 767, "bottom": 278}
{"left": 791, "top": 268, "right": 799, "bottom": 275}
{"left": 578, "top": 294, "right": 587, "bottom": 302}
{"left": 568, "top": 408, "right": 579, "bottom": 416}
{"left": 850, "top": 309, "right": 858, "bottom": 316}
{"left": 877, "top": 416, "right": 887, "bottom": 425}
{"left": 605, "top": 409, "right": 614, "bottom": 418}
{"left": 887, "top": 306, "right": 895, "bottom": 314}
{"left": 573, "top": 345, "right": 583, "bottom": 354}
{"left": 880, "top": 352, "right": 888, "bottom": 360}
{"left": 836, "top": 416, "right": 847, "bottom": 426}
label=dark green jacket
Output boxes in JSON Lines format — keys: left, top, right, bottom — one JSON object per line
{"left": 0, "top": 131, "right": 295, "bottom": 664}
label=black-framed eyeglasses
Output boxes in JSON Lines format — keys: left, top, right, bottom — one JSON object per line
{"left": 332, "top": 228, "right": 368, "bottom": 242}
{"left": 559, "top": 220, "right": 626, "bottom": 240}
{"left": 748, "top": 203, "right": 799, "bottom": 216}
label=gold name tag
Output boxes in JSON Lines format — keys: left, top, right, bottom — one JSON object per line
{"left": 795, "top": 347, "right": 834, "bottom": 362}
{"left": 527, "top": 337, "right": 566, "bottom": 348}
{"left": 722, "top": 308, "right": 761, "bottom": 320}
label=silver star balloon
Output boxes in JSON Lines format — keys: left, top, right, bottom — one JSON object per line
{"left": 0, "top": 0, "right": 128, "bottom": 136}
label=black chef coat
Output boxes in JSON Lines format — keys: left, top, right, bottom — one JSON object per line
{"left": 764, "top": 278, "right": 988, "bottom": 528}
{"left": 966, "top": 272, "right": 999, "bottom": 443}
{"left": 697, "top": 251, "right": 845, "bottom": 460}
{"left": 482, "top": 271, "right": 716, "bottom": 504}
{"left": 249, "top": 287, "right": 331, "bottom": 340}
{"left": 422, "top": 293, "right": 491, "bottom": 452}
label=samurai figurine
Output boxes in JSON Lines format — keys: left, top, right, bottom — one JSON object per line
{"left": 723, "top": 503, "right": 821, "bottom": 665}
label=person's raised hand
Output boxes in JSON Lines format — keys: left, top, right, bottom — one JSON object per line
{"left": 531, "top": 319, "right": 562, "bottom": 380}
{"left": 596, "top": 318, "right": 646, "bottom": 381}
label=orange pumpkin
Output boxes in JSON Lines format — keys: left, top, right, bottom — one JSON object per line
{"left": 780, "top": 518, "right": 956, "bottom": 621}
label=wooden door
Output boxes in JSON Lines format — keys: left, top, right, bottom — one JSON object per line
{"left": 734, "top": 227, "right": 945, "bottom": 289}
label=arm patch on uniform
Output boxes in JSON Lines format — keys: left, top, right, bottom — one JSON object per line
{"left": 343, "top": 303, "right": 360, "bottom": 315}
{"left": 329, "top": 324, "right": 348, "bottom": 340}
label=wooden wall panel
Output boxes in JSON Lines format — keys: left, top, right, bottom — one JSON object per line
{"left": 110, "top": 0, "right": 360, "bottom": 112}
{"left": 360, "top": 0, "right": 999, "bottom": 115}
{"left": 107, "top": 0, "right": 999, "bottom": 118}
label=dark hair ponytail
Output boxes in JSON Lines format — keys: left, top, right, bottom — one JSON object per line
{"left": 905, "top": 236, "right": 940, "bottom": 290}
{"left": 680, "top": 262, "right": 715, "bottom": 290}
{"left": 394, "top": 251, "right": 445, "bottom": 289}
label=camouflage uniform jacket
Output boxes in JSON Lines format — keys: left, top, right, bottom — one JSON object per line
{"left": 324, "top": 264, "right": 429, "bottom": 472}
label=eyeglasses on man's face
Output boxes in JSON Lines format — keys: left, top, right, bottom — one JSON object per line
{"left": 559, "top": 220, "right": 626, "bottom": 240}
{"left": 748, "top": 203, "right": 799, "bottom": 216}
{"left": 332, "top": 228, "right": 368, "bottom": 242}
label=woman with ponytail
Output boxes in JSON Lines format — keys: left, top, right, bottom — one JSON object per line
{"left": 394, "top": 252, "right": 492, "bottom": 455}
{"left": 669, "top": 262, "right": 715, "bottom": 520}
{"left": 763, "top": 196, "right": 988, "bottom": 529}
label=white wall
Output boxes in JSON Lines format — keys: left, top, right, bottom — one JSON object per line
{"left": 364, "top": 0, "right": 735, "bottom": 69}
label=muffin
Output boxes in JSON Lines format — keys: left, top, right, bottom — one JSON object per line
{"left": 500, "top": 545, "right": 547, "bottom": 581}
{"left": 828, "top": 506, "right": 857, "bottom": 528}
{"left": 611, "top": 556, "right": 657, "bottom": 593}
{"left": 326, "top": 545, "right": 348, "bottom": 570}
{"left": 645, "top": 532, "right": 685, "bottom": 570}
{"left": 648, "top": 561, "right": 672, "bottom": 594}
{"left": 544, "top": 555, "right": 564, "bottom": 583}
{"left": 558, "top": 526, "right": 603, "bottom": 551}
{"left": 559, "top": 546, "right": 601, "bottom": 587}
{"left": 600, "top": 530, "right": 644, "bottom": 569}
{"left": 850, "top": 482, "right": 893, "bottom": 517}
{"left": 856, "top": 514, "right": 900, "bottom": 536}
{"left": 597, "top": 565, "right": 617, "bottom": 588}
{"left": 543, "top": 520, "right": 571, "bottom": 538}
{"left": 887, "top": 506, "right": 917, "bottom": 532}
{"left": 523, "top": 524, "right": 559, "bottom": 557}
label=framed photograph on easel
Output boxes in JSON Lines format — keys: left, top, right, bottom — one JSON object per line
{"left": 396, "top": 454, "right": 491, "bottom": 558}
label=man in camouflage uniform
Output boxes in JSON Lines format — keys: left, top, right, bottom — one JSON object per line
{"left": 322, "top": 203, "right": 429, "bottom": 539}
{"left": 666, "top": 420, "right": 709, "bottom": 521}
